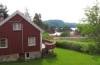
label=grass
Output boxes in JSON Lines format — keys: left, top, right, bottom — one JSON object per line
{"left": 1, "top": 48, "right": 100, "bottom": 65}
{"left": 55, "top": 48, "right": 99, "bottom": 65}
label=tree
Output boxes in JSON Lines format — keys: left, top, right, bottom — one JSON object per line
{"left": 60, "top": 32, "right": 69, "bottom": 37}
{"left": 82, "top": 1, "right": 100, "bottom": 39}
{"left": 81, "top": 1, "right": 100, "bottom": 53}
{"left": 33, "top": 13, "right": 43, "bottom": 27}
{"left": 58, "top": 25, "right": 69, "bottom": 32}
{"left": 77, "top": 24, "right": 93, "bottom": 36}
{"left": 33, "top": 13, "right": 49, "bottom": 31}
{"left": 0, "top": 4, "right": 8, "bottom": 19}
{"left": 42, "top": 32, "right": 53, "bottom": 40}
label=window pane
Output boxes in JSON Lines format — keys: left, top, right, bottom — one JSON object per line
{"left": 0, "top": 43, "right": 6, "bottom": 47}
{"left": 13, "top": 23, "right": 22, "bottom": 31}
{"left": 0, "top": 39, "right": 7, "bottom": 48}
{"left": 28, "top": 37, "right": 36, "bottom": 46}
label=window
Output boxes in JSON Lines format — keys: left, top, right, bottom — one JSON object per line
{"left": 13, "top": 23, "right": 22, "bottom": 31}
{"left": 0, "top": 38, "right": 8, "bottom": 48}
{"left": 28, "top": 37, "right": 36, "bottom": 46}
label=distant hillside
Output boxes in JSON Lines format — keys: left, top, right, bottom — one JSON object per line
{"left": 44, "top": 20, "right": 77, "bottom": 28}
{"left": 44, "top": 20, "right": 65, "bottom": 28}
{"left": 65, "top": 23, "right": 77, "bottom": 28}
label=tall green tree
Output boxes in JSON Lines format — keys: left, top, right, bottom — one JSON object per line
{"left": 33, "top": 13, "right": 43, "bottom": 27}
{"left": 33, "top": 13, "right": 49, "bottom": 32}
{"left": 0, "top": 4, "right": 8, "bottom": 19}
{"left": 80, "top": 1, "right": 100, "bottom": 53}
{"left": 82, "top": 1, "right": 100, "bottom": 40}
{"left": 77, "top": 24, "right": 93, "bottom": 36}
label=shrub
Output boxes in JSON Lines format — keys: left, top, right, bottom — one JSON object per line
{"left": 60, "top": 32, "right": 69, "bottom": 37}
{"left": 87, "top": 44, "right": 96, "bottom": 54}
{"left": 70, "top": 43, "right": 82, "bottom": 51}
{"left": 56, "top": 41, "right": 67, "bottom": 49}
{"left": 56, "top": 41, "right": 82, "bottom": 52}
{"left": 56, "top": 40, "right": 99, "bottom": 54}
{"left": 42, "top": 32, "right": 53, "bottom": 40}
{"left": 80, "top": 44, "right": 89, "bottom": 53}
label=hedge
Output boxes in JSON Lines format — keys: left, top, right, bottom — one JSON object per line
{"left": 56, "top": 41, "right": 98, "bottom": 54}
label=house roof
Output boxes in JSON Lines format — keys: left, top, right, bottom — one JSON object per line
{"left": 0, "top": 10, "right": 44, "bottom": 32}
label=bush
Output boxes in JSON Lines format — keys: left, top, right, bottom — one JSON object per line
{"left": 56, "top": 41, "right": 82, "bottom": 52}
{"left": 70, "top": 43, "right": 82, "bottom": 51}
{"left": 56, "top": 41, "right": 68, "bottom": 49}
{"left": 42, "top": 32, "right": 53, "bottom": 40}
{"left": 56, "top": 41, "right": 99, "bottom": 54}
{"left": 60, "top": 32, "right": 69, "bottom": 37}
{"left": 87, "top": 44, "right": 96, "bottom": 54}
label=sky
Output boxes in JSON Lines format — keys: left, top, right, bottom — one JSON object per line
{"left": 0, "top": 0, "right": 98, "bottom": 23}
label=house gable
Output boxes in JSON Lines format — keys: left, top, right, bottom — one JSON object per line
{"left": 0, "top": 10, "right": 43, "bottom": 32}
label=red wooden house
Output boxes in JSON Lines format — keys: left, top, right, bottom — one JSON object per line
{"left": 0, "top": 11, "right": 43, "bottom": 61}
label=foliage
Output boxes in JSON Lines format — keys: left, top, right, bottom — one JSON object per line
{"left": 77, "top": 1, "right": 100, "bottom": 38}
{"left": 55, "top": 39, "right": 99, "bottom": 54}
{"left": 0, "top": 4, "right": 8, "bottom": 19}
{"left": 45, "top": 20, "right": 66, "bottom": 28}
{"left": 45, "top": 20, "right": 77, "bottom": 28}
{"left": 56, "top": 41, "right": 83, "bottom": 52}
{"left": 62, "top": 25, "right": 69, "bottom": 31}
{"left": 44, "top": 20, "right": 70, "bottom": 33}
{"left": 55, "top": 41, "right": 75, "bottom": 51}
{"left": 42, "top": 32, "right": 53, "bottom": 40}
{"left": 77, "top": 24, "right": 94, "bottom": 36}
{"left": 33, "top": 13, "right": 49, "bottom": 32}
{"left": 81, "top": 2, "right": 100, "bottom": 39}
{"left": 59, "top": 24, "right": 70, "bottom": 32}
{"left": 79, "top": 1, "right": 100, "bottom": 53}
{"left": 60, "top": 32, "right": 69, "bottom": 37}
{"left": 33, "top": 13, "right": 43, "bottom": 28}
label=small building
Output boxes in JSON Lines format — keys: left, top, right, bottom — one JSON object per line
{"left": 49, "top": 31, "right": 62, "bottom": 37}
{"left": 0, "top": 11, "right": 43, "bottom": 62}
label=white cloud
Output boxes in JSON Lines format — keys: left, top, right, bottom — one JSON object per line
{"left": 0, "top": 0, "right": 97, "bottom": 23}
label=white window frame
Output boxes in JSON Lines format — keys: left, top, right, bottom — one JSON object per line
{"left": 0, "top": 38, "right": 8, "bottom": 48}
{"left": 28, "top": 37, "right": 36, "bottom": 46}
{"left": 13, "top": 23, "right": 22, "bottom": 31}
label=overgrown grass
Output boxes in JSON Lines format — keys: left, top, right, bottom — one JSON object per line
{"left": 0, "top": 48, "right": 100, "bottom": 65}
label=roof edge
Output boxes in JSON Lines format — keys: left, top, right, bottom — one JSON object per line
{"left": 0, "top": 10, "right": 44, "bottom": 32}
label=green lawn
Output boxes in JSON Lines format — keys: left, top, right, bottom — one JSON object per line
{"left": 1, "top": 48, "right": 100, "bottom": 65}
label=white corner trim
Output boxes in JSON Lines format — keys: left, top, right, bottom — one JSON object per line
{"left": 40, "top": 33, "right": 42, "bottom": 51}
{"left": 0, "top": 10, "right": 44, "bottom": 32}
